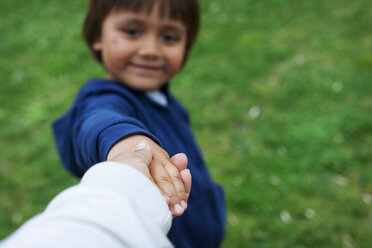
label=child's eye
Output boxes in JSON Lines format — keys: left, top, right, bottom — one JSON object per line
{"left": 163, "top": 34, "right": 179, "bottom": 43}
{"left": 123, "top": 28, "right": 140, "bottom": 37}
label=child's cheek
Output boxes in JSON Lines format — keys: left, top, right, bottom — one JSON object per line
{"left": 112, "top": 36, "right": 120, "bottom": 47}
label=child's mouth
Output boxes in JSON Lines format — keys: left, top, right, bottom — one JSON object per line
{"left": 129, "top": 63, "right": 163, "bottom": 72}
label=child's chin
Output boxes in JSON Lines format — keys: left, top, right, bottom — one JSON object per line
{"left": 125, "top": 83, "right": 164, "bottom": 92}
{"left": 127, "top": 81, "right": 167, "bottom": 92}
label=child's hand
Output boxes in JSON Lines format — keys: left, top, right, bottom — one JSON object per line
{"left": 144, "top": 141, "right": 190, "bottom": 217}
{"left": 107, "top": 136, "right": 191, "bottom": 216}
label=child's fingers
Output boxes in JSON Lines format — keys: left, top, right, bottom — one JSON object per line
{"left": 150, "top": 161, "right": 184, "bottom": 216}
{"left": 170, "top": 153, "right": 189, "bottom": 207}
{"left": 164, "top": 161, "right": 187, "bottom": 211}
{"left": 134, "top": 144, "right": 171, "bottom": 204}
{"left": 180, "top": 169, "right": 192, "bottom": 199}
{"left": 170, "top": 153, "right": 188, "bottom": 171}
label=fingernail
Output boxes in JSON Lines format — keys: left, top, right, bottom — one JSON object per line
{"left": 181, "top": 200, "right": 187, "bottom": 210}
{"left": 135, "top": 141, "right": 147, "bottom": 150}
{"left": 186, "top": 193, "right": 190, "bottom": 198}
{"left": 173, "top": 204, "right": 184, "bottom": 215}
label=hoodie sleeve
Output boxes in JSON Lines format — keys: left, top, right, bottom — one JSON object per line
{"left": 53, "top": 80, "right": 161, "bottom": 177}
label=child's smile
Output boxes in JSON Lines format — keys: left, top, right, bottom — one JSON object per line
{"left": 128, "top": 62, "right": 165, "bottom": 76}
{"left": 93, "top": 4, "right": 187, "bottom": 91}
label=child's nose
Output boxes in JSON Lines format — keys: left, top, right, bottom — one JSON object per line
{"left": 138, "top": 36, "right": 161, "bottom": 59}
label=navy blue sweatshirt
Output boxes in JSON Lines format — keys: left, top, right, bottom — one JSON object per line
{"left": 53, "top": 79, "right": 225, "bottom": 247}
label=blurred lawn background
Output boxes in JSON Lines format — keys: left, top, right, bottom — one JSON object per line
{"left": 1, "top": 0, "right": 371, "bottom": 247}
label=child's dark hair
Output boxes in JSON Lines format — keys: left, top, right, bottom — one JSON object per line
{"left": 83, "top": 0, "right": 200, "bottom": 65}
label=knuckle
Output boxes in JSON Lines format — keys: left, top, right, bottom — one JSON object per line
{"left": 156, "top": 175, "right": 170, "bottom": 184}
{"left": 176, "top": 188, "right": 187, "bottom": 196}
{"left": 169, "top": 194, "right": 179, "bottom": 203}
{"left": 172, "top": 176, "right": 186, "bottom": 195}
{"left": 173, "top": 174, "right": 183, "bottom": 182}
{"left": 166, "top": 163, "right": 179, "bottom": 173}
{"left": 169, "top": 170, "right": 184, "bottom": 183}
{"left": 173, "top": 175, "right": 185, "bottom": 186}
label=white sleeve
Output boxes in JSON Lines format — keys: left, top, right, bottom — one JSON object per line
{"left": 0, "top": 162, "right": 173, "bottom": 248}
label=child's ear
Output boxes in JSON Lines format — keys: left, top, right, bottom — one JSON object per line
{"left": 93, "top": 40, "right": 102, "bottom": 51}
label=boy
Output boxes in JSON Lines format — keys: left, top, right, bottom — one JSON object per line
{"left": 53, "top": 0, "right": 225, "bottom": 247}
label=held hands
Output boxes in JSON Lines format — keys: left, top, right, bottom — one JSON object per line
{"left": 108, "top": 138, "right": 191, "bottom": 217}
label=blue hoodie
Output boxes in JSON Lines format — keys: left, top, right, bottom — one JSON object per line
{"left": 53, "top": 79, "right": 225, "bottom": 247}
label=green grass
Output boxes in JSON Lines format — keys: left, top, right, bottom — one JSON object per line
{"left": 1, "top": 0, "right": 371, "bottom": 247}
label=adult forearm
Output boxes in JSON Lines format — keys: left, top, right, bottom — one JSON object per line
{"left": 0, "top": 162, "right": 172, "bottom": 248}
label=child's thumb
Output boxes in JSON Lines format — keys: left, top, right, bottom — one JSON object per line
{"left": 134, "top": 140, "right": 152, "bottom": 166}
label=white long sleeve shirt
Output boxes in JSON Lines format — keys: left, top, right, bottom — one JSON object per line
{"left": 0, "top": 162, "right": 173, "bottom": 248}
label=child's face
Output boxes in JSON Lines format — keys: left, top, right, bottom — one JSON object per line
{"left": 93, "top": 5, "right": 187, "bottom": 91}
